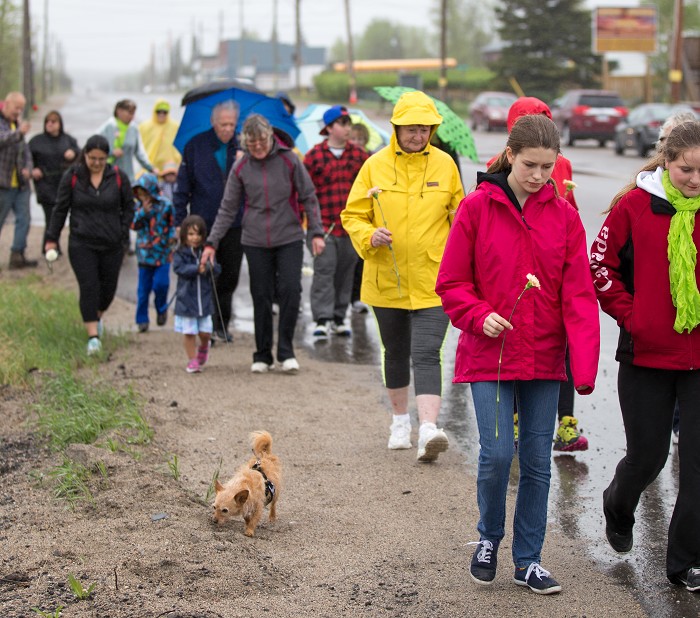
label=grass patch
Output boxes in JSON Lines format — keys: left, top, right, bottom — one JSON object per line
{"left": 35, "top": 373, "right": 152, "bottom": 450}
{"left": 0, "top": 276, "right": 128, "bottom": 386}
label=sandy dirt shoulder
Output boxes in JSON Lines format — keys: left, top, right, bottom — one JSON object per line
{"left": 0, "top": 226, "right": 645, "bottom": 617}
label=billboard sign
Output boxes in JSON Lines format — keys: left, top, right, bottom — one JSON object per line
{"left": 594, "top": 6, "right": 658, "bottom": 54}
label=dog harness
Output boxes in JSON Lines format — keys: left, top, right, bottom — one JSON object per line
{"left": 251, "top": 460, "right": 275, "bottom": 506}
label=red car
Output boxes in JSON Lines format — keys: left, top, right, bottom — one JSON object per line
{"left": 550, "top": 89, "right": 628, "bottom": 147}
{"left": 469, "top": 91, "right": 517, "bottom": 132}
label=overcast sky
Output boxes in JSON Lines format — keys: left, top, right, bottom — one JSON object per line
{"left": 35, "top": 0, "right": 435, "bottom": 76}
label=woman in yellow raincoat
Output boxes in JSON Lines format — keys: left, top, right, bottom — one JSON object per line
{"left": 138, "top": 99, "right": 181, "bottom": 172}
{"left": 341, "top": 90, "right": 464, "bottom": 463}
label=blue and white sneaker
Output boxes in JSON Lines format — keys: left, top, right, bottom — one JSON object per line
{"left": 514, "top": 563, "right": 561, "bottom": 595}
{"left": 469, "top": 539, "right": 499, "bottom": 585}
{"left": 87, "top": 337, "right": 102, "bottom": 356}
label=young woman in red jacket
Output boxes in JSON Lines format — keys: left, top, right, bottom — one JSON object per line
{"left": 590, "top": 120, "right": 700, "bottom": 593}
{"left": 436, "top": 115, "right": 599, "bottom": 595}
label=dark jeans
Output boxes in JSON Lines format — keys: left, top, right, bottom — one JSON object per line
{"left": 604, "top": 362, "right": 700, "bottom": 583}
{"left": 213, "top": 226, "right": 244, "bottom": 333}
{"left": 244, "top": 240, "right": 303, "bottom": 365}
{"left": 68, "top": 239, "right": 123, "bottom": 323}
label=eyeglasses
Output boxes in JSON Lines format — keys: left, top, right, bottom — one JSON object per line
{"left": 247, "top": 137, "right": 270, "bottom": 147}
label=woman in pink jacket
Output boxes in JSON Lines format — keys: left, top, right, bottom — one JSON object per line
{"left": 436, "top": 115, "right": 599, "bottom": 595}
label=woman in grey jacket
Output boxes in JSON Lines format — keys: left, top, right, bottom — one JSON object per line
{"left": 203, "top": 114, "right": 325, "bottom": 374}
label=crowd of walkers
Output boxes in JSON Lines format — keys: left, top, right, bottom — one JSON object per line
{"left": 2, "top": 87, "right": 698, "bottom": 598}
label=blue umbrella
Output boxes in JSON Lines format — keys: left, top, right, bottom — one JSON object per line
{"left": 174, "top": 81, "right": 300, "bottom": 153}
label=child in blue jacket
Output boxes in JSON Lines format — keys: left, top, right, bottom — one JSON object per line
{"left": 172, "top": 215, "right": 221, "bottom": 373}
{"left": 131, "top": 173, "right": 176, "bottom": 332}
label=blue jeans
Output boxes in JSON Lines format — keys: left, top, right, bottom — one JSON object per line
{"left": 0, "top": 188, "right": 31, "bottom": 252}
{"left": 470, "top": 379, "right": 560, "bottom": 567}
{"left": 136, "top": 263, "right": 171, "bottom": 325}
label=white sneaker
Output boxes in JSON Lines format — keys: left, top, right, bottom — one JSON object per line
{"left": 281, "top": 358, "right": 300, "bottom": 374}
{"left": 331, "top": 322, "right": 352, "bottom": 337}
{"left": 313, "top": 322, "right": 329, "bottom": 339}
{"left": 417, "top": 425, "right": 449, "bottom": 462}
{"left": 388, "top": 419, "right": 412, "bottom": 449}
{"left": 251, "top": 362, "right": 274, "bottom": 373}
{"left": 352, "top": 300, "right": 369, "bottom": 314}
{"left": 87, "top": 337, "right": 102, "bottom": 356}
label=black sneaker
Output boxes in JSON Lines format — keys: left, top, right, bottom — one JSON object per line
{"left": 137, "top": 323, "right": 149, "bottom": 333}
{"left": 156, "top": 312, "right": 167, "bottom": 326}
{"left": 603, "top": 490, "right": 633, "bottom": 553}
{"left": 513, "top": 563, "right": 561, "bottom": 595}
{"left": 469, "top": 539, "right": 499, "bottom": 585}
{"left": 682, "top": 568, "right": 700, "bottom": 592}
{"left": 213, "top": 328, "right": 233, "bottom": 343}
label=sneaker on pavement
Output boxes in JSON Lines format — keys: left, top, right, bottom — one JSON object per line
{"left": 352, "top": 300, "right": 369, "bottom": 314}
{"left": 186, "top": 358, "right": 201, "bottom": 373}
{"left": 251, "top": 362, "right": 274, "bottom": 374}
{"left": 331, "top": 322, "right": 352, "bottom": 337}
{"left": 417, "top": 424, "right": 449, "bottom": 462}
{"left": 513, "top": 563, "right": 561, "bottom": 595}
{"left": 313, "top": 322, "right": 329, "bottom": 339}
{"left": 86, "top": 337, "right": 102, "bottom": 356}
{"left": 469, "top": 539, "right": 499, "bottom": 585}
{"left": 387, "top": 418, "right": 412, "bottom": 450}
{"left": 553, "top": 415, "right": 589, "bottom": 452}
{"left": 682, "top": 568, "right": 700, "bottom": 592}
{"left": 197, "top": 342, "right": 211, "bottom": 366}
{"left": 281, "top": 358, "right": 300, "bottom": 374}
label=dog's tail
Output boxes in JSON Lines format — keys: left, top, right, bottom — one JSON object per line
{"left": 250, "top": 430, "right": 273, "bottom": 457}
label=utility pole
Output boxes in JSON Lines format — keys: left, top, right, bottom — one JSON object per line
{"left": 272, "top": 0, "right": 279, "bottom": 91}
{"left": 670, "top": 0, "right": 684, "bottom": 103}
{"left": 439, "top": 0, "right": 447, "bottom": 101}
{"left": 295, "top": 0, "right": 302, "bottom": 94}
{"left": 41, "top": 0, "right": 48, "bottom": 100}
{"left": 238, "top": 0, "right": 244, "bottom": 78}
{"left": 22, "top": 0, "right": 34, "bottom": 106}
{"left": 343, "top": 0, "right": 357, "bottom": 104}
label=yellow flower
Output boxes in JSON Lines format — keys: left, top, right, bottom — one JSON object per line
{"left": 526, "top": 273, "right": 541, "bottom": 290}
{"left": 563, "top": 179, "right": 577, "bottom": 191}
{"left": 367, "top": 187, "right": 382, "bottom": 199}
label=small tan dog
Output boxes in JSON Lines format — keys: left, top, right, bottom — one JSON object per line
{"left": 212, "top": 430, "right": 281, "bottom": 537}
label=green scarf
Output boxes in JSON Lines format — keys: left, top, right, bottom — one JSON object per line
{"left": 662, "top": 169, "right": 700, "bottom": 333}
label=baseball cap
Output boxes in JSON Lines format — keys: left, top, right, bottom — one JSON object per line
{"left": 320, "top": 105, "right": 350, "bottom": 135}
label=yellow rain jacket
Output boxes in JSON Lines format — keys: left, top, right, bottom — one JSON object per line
{"left": 341, "top": 91, "right": 464, "bottom": 310}
{"left": 138, "top": 99, "right": 181, "bottom": 171}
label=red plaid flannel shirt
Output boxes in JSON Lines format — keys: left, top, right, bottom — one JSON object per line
{"left": 303, "top": 141, "right": 368, "bottom": 237}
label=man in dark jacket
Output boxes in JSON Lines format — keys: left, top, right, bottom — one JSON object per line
{"left": 0, "top": 91, "right": 37, "bottom": 269}
{"left": 173, "top": 100, "right": 242, "bottom": 342}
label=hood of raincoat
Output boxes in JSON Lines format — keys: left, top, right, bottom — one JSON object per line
{"left": 389, "top": 91, "right": 442, "bottom": 152}
{"left": 506, "top": 97, "right": 552, "bottom": 132}
{"left": 132, "top": 172, "right": 161, "bottom": 199}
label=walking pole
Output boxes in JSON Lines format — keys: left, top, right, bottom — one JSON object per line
{"left": 209, "top": 263, "right": 231, "bottom": 349}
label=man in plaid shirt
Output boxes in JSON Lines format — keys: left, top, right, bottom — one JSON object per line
{"left": 304, "top": 105, "right": 368, "bottom": 338}
{"left": 0, "top": 92, "right": 37, "bottom": 269}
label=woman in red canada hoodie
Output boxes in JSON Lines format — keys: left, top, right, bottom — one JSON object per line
{"left": 590, "top": 120, "right": 700, "bottom": 592}
{"left": 436, "top": 114, "right": 599, "bottom": 594}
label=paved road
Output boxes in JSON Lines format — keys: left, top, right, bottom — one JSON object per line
{"left": 29, "top": 92, "right": 697, "bottom": 616}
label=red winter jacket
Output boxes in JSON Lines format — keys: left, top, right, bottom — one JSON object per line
{"left": 436, "top": 172, "right": 599, "bottom": 392}
{"left": 590, "top": 182, "right": 700, "bottom": 369}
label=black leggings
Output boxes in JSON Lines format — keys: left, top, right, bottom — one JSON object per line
{"left": 372, "top": 305, "right": 449, "bottom": 396}
{"left": 68, "top": 239, "right": 123, "bottom": 323}
{"left": 213, "top": 226, "right": 244, "bottom": 332}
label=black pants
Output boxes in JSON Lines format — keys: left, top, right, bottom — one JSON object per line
{"left": 40, "top": 202, "right": 57, "bottom": 253}
{"left": 557, "top": 348, "right": 574, "bottom": 420}
{"left": 68, "top": 239, "right": 123, "bottom": 323}
{"left": 244, "top": 240, "right": 303, "bottom": 365}
{"left": 213, "top": 226, "right": 244, "bottom": 333}
{"left": 604, "top": 362, "right": 700, "bottom": 583}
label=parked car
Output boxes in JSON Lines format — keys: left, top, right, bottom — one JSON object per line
{"left": 469, "top": 91, "right": 518, "bottom": 132}
{"left": 614, "top": 103, "right": 697, "bottom": 157}
{"left": 550, "top": 89, "right": 628, "bottom": 147}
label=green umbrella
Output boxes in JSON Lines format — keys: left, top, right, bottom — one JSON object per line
{"left": 374, "top": 86, "right": 478, "bottom": 162}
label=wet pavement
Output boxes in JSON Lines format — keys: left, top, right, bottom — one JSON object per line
{"left": 29, "top": 92, "right": 700, "bottom": 616}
